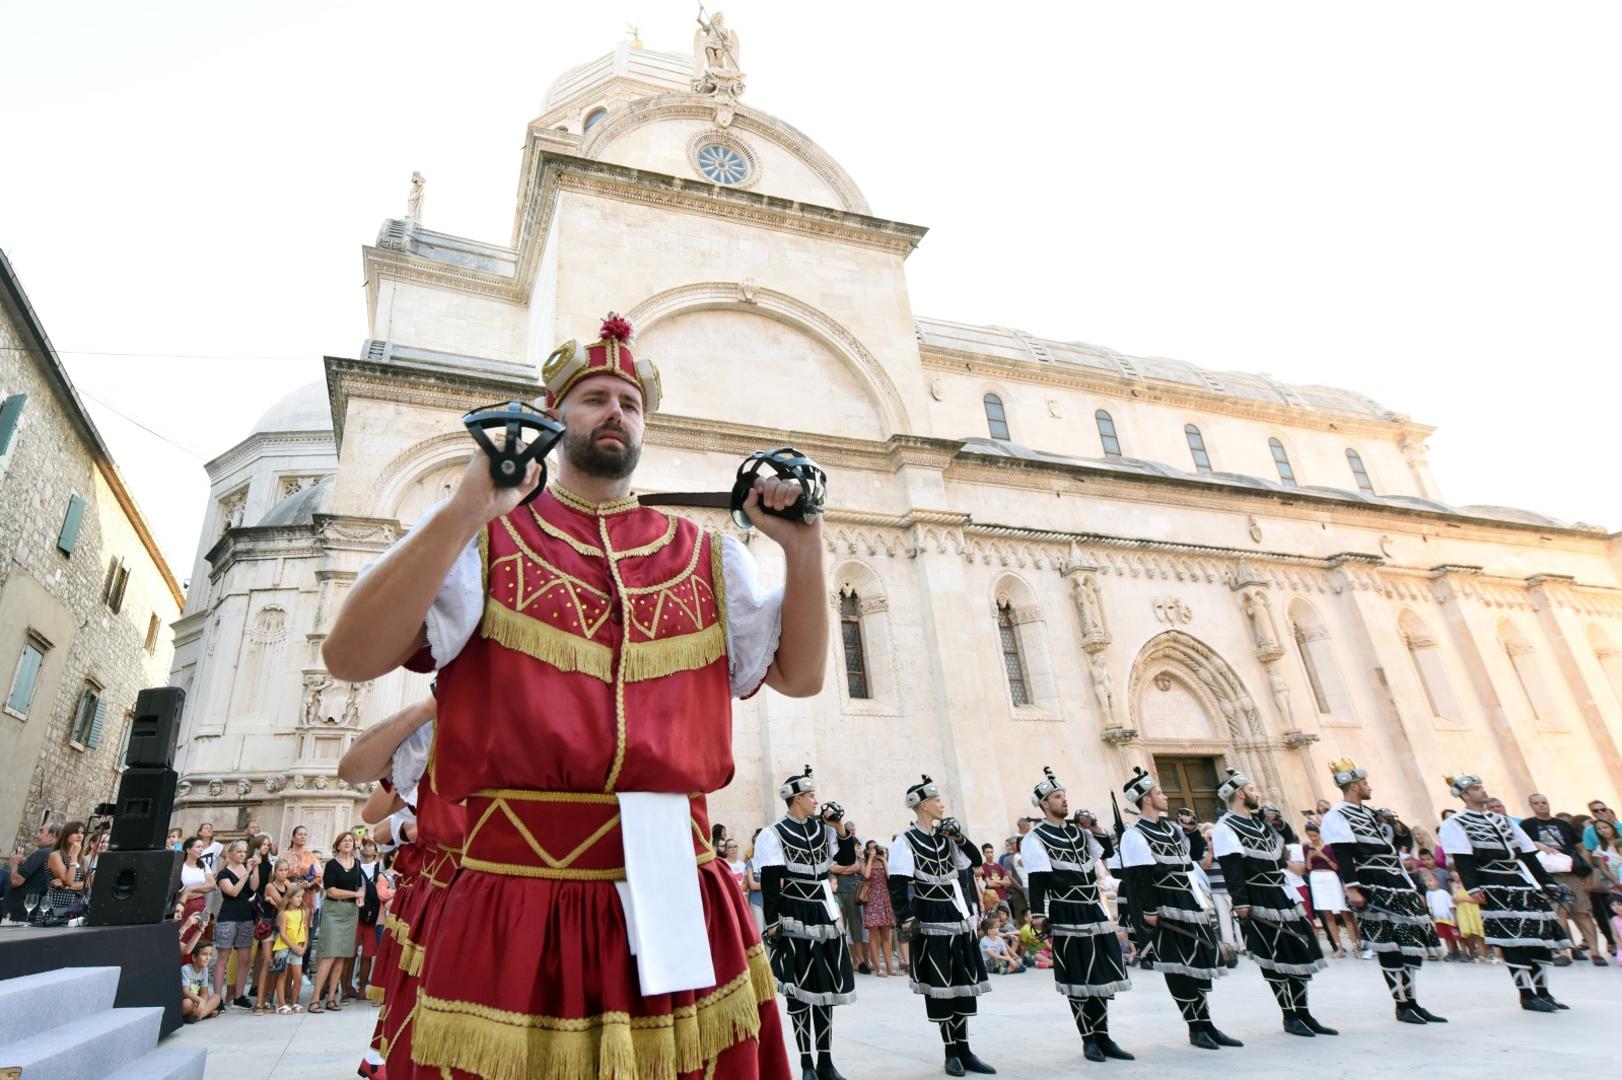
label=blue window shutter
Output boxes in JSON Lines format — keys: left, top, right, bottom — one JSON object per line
{"left": 0, "top": 393, "right": 24, "bottom": 455}
{"left": 57, "top": 494, "right": 86, "bottom": 554}
{"left": 6, "top": 643, "right": 43, "bottom": 713}
{"left": 86, "top": 698, "right": 108, "bottom": 749}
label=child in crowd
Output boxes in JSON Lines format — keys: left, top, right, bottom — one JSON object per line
{"left": 1017, "top": 910, "right": 1052, "bottom": 969}
{"left": 993, "top": 908, "right": 1023, "bottom": 960}
{"left": 275, "top": 883, "right": 308, "bottom": 1013}
{"left": 1611, "top": 897, "right": 1622, "bottom": 968}
{"left": 979, "top": 916, "right": 1021, "bottom": 974}
{"left": 1421, "top": 871, "right": 1461, "bottom": 960}
{"left": 181, "top": 943, "right": 221, "bottom": 1023}
{"left": 1418, "top": 850, "right": 1451, "bottom": 894}
{"left": 1450, "top": 878, "right": 1487, "bottom": 961}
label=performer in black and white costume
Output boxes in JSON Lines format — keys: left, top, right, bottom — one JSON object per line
{"left": 1021, "top": 767, "right": 1133, "bottom": 1063}
{"left": 1210, "top": 769, "right": 1335, "bottom": 1038}
{"left": 1318, "top": 758, "right": 1445, "bottom": 1025}
{"left": 1438, "top": 773, "right": 1572, "bottom": 1013}
{"left": 1118, "top": 766, "right": 1241, "bottom": 1051}
{"left": 755, "top": 765, "right": 857, "bottom": 1080}
{"left": 888, "top": 775, "right": 996, "bottom": 1078}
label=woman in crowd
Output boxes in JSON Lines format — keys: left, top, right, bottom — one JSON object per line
{"left": 275, "top": 882, "right": 309, "bottom": 1013}
{"left": 282, "top": 824, "right": 321, "bottom": 901}
{"left": 45, "top": 821, "right": 87, "bottom": 919}
{"left": 861, "top": 839, "right": 896, "bottom": 976}
{"left": 83, "top": 829, "right": 109, "bottom": 899}
{"left": 743, "top": 828, "right": 767, "bottom": 933}
{"left": 252, "top": 858, "right": 292, "bottom": 1014}
{"left": 310, "top": 831, "right": 365, "bottom": 1013}
{"left": 723, "top": 838, "right": 746, "bottom": 894}
{"left": 1302, "top": 821, "right": 1358, "bottom": 957}
{"left": 212, "top": 839, "right": 259, "bottom": 1009}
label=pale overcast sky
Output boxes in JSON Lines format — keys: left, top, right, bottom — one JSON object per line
{"left": 3, "top": 2, "right": 1618, "bottom": 577}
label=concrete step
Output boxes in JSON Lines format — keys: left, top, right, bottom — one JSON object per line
{"left": 0, "top": 967, "right": 120, "bottom": 1046}
{"left": 100, "top": 1046, "right": 208, "bottom": 1080}
{"left": 0, "top": 1004, "right": 161, "bottom": 1080}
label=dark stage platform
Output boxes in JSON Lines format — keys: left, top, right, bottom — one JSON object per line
{"left": 0, "top": 921, "right": 181, "bottom": 1036}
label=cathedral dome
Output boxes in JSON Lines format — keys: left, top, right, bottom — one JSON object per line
{"left": 250, "top": 381, "right": 332, "bottom": 435}
{"left": 257, "top": 475, "right": 333, "bottom": 527}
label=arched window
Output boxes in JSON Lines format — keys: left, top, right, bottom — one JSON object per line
{"left": 1400, "top": 610, "right": 1460, "bottom": 722}
{"left": 1269, "top": 438, "right": 1296, "bottom": 486}
{"left": 1293, "top": 623, "right": 1331, "bottom": 713}
{"left": 583, "top": 107, "right": 608, "bottom": 133}
{"left": 1095, "top": 410, "right": 1122, "bottom": 458}
{"left": 1345, "top": 448, "right": 1374, "bottom": 494}
{"left": 1184, "top": 424, "right": 1212, "bottom": 474}
{"left": 840, "top": 592, "right": 870, "bottom": 700}
{"left": 1290, "top": 600, "right": 1352, "bottom": 717}
{"left": 983, "top": 394, "right": 1010, "bottom": 440}
{"left": 996, "top": 601, "right": 1031, "bottom": 706}
{"left": 1499, "top": 620, "right": 1559, "bottom": 729}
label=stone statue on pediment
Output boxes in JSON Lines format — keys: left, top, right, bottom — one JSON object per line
{"left": 405, "top": 172, "right": 426, "bottom": 222}
{"left": 695, "top": 11, "right": 740, "bottom": 75}
{"left": 693, "top": 10, "right": 746, "bottom": 110}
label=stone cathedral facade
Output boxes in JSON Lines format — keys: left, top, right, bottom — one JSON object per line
{"left": 166, "top": 32, "right": 1622, "bottom": 848}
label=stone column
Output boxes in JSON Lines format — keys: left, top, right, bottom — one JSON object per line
{"left": 1524, "top": 575, "right": 1622, "bottom": 790}
{"left": 1327, "top": 563, "right": 1446, "bottom": 821}
{"left": 1426, "top": 567, "right": 1537, "bottom": 798}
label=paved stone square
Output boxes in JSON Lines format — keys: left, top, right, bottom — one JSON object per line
{"left": 170, "top": 954, "right": 1616, "bottom": 1078}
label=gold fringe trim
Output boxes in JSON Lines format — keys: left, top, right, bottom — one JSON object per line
{"left": 621, "top": 624, "right": 725, "bottom": 683}
{"left": 412, "top": 955, "right": 768, "bottom": 1080}
{"left": 610, "top": 517, "right": 678, "bottom": 560}
{"left": 744, "top": 945, "right": 774, "bottom": 1005}
{"left": 367, "top": 983, "right": 387, "bottom": 1003}
{"left": 709, "top": 531, "right": 728, "bottom": 655}
{"left": 402, "top": 939, "right": 425, "bottom": 977}
{"left": 483, "top": 601, "right": 613, "bottom": 683}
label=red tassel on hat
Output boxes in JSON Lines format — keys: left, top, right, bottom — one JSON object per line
{"left": 599, "top": 313, "right": 633, "bottom": 343}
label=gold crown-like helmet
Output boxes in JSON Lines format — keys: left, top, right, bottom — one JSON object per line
{"left": 1328, "top": 757, "right": 1367, "bottom": 788}
{"left": 1445, "top": 772, "right": 1482, "bottom": 800}
{"left": 541, "top": 313, "right": 662, "bottom": 412}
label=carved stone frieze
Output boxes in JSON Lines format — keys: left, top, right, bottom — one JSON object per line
{"left": 1152, "top": 596, "right": 1193, "bottom": 625}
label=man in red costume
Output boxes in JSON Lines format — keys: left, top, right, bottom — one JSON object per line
{"left": 325, "top": 314, "right": 823, "bottom": 1080}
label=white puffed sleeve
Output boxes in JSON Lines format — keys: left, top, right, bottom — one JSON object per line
{"left": 887, "top": 835, "right": 915, "bottom": 878}
{"left": 356, "top": 499, "right": 483, "bottom": 670}
{"left": 390, "top": 721, "right": 435, "bottom": 807}
{"left": 1318, "top": 806, "right": 1354, "bottom": 845}
{"left": 1211, "top": 821, "right": 1242, "bottom": 859}
{"left": 1438, "top": 817, "right": 1468, "bottom": 858}
{"left": 721, "top": 535, "right": 783, "bottom": 699}
{"left": 1019, "top": 831, "right": 1052, "bottom": 875}
{"left": 1118, "top": 827, "right": 1153, "bottom": 869}
{"left": 752, "top": 825, "right": 785, "bottom": 869}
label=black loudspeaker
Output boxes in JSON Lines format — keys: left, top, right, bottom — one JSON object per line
{"left": 109, "top": 767, "right": 178, "bottom": 851}
{"left": 126, "top": 686, "right": 184, "bottom": 769}
{"left": 86, "top": 848, "right": 184, "bottom": 926}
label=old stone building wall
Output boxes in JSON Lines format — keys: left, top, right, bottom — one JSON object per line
{"left": 0, "top": 252, "right": 182, "bottom": 850}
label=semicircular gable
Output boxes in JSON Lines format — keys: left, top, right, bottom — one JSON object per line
{"left": 627, "top": 283, "right": 911, "bottom": 438}
{"left": 581, "top": 96, "right": 870, "bottom": 214}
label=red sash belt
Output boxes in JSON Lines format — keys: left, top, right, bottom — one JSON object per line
{"left": 462, "top": 789, "right": 714, "bottom": 880}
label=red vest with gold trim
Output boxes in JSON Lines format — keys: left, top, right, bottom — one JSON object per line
{"left": 433, "top": 487, "right": 734, "bottom": 800}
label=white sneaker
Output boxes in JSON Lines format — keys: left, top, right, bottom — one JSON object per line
{"left": 1358, "top": 947, "right": 1375, "bottom": 960}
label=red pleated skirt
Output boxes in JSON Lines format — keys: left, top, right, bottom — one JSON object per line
{"left": 410, "top": 792, "right": 789, "bottom": 1080}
